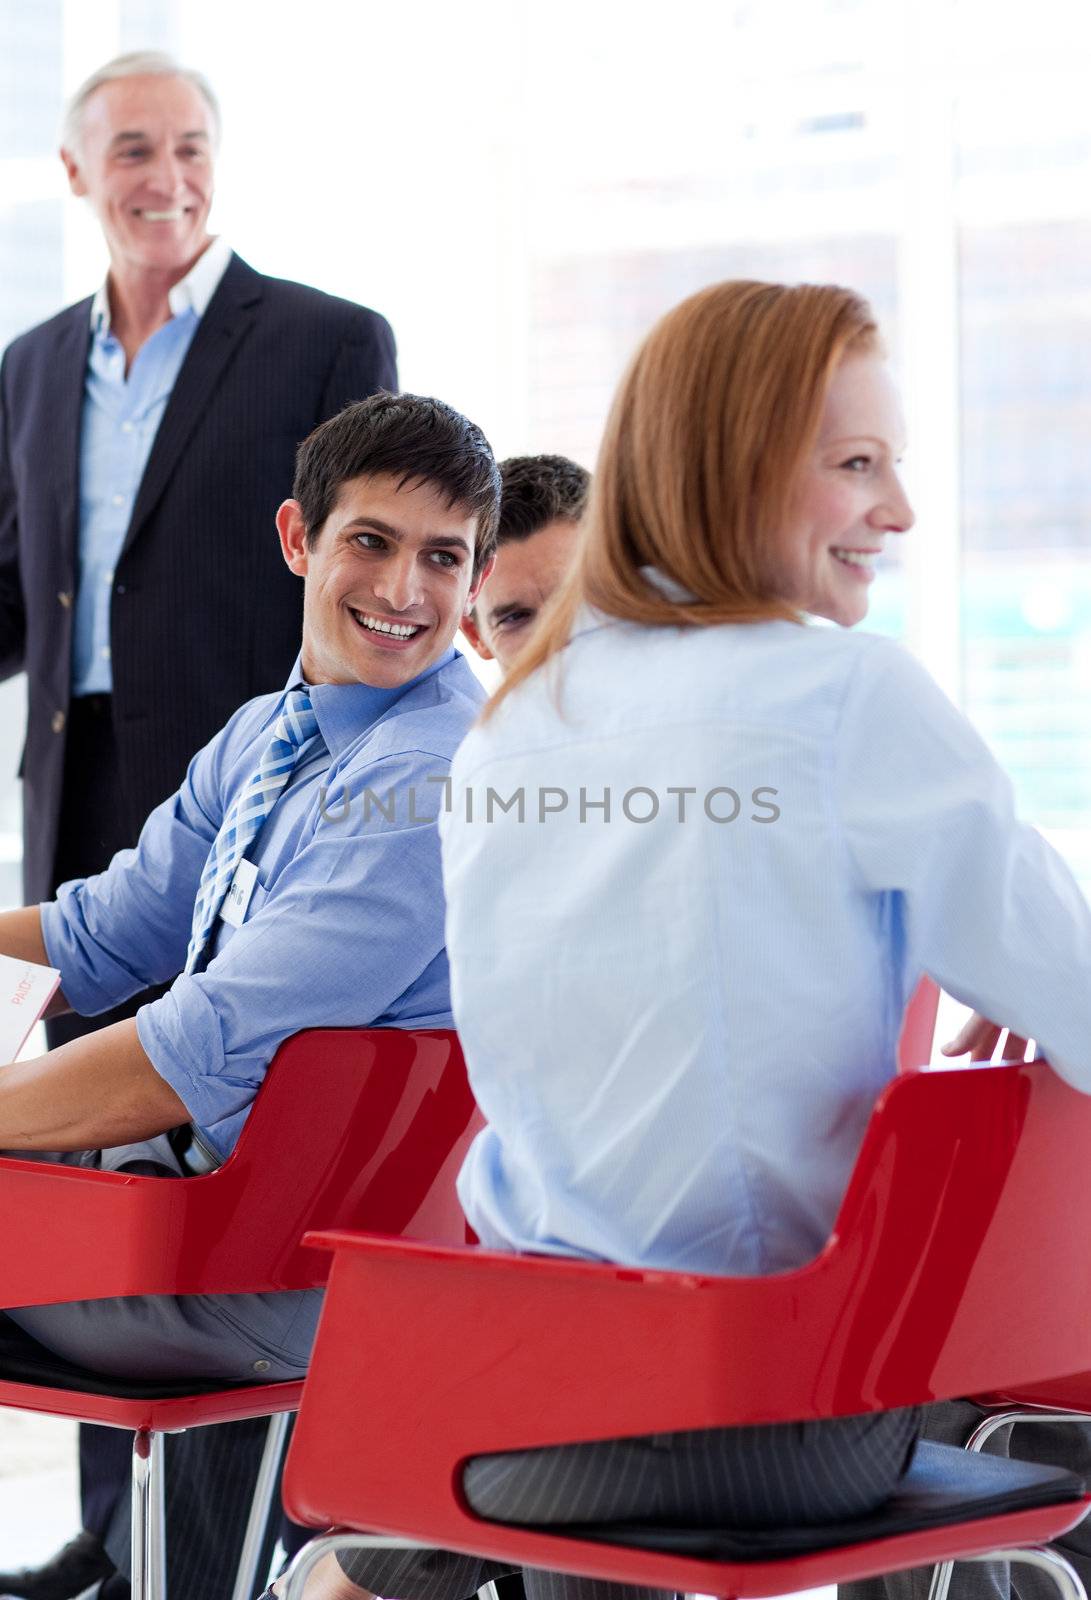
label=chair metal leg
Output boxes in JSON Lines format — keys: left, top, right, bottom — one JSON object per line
{"left": 131, "top": 1428, "right": 167, "bottom": 1600}
{"left": 929, "top": 1410, "right": 1091, "bottom": 1600}
{"left": 928, "top": 1554, "right": 956, "bottom": 1600}
{"left": 279, "top": 1531, "right": 1085, "bottom": 1600}
{"left": 281, "top": 1532, "right": 434, "bottom": 1600}
{"left": 970, "top": 1545, "right": 1087, "bottom": 1600}
{"left": 231, "top": 1412, "right": 293, "bottom": 1600}
{"left": 148, "top": 1431, "right": 167, "bottom": 1600}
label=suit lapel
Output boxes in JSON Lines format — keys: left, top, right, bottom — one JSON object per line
{"left": 51, "top": 303, "right": 94, "bottom": 585}
{"left": 123, "top": 253, "right": 264, "bottom": 555}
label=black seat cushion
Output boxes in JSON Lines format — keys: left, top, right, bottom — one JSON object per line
{"left": 0, "top": 1343, "right": 257, "bottom": 1400}
{"left": 539, "top": 1442, "right": 1087, "bottom": 1562}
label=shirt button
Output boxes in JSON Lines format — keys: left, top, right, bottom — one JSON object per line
{"left": 57, "top": 591, "right": 72, "bottom": 609}
{"left": 111, "top": 493, "right": 125, "bottom": 508}
{"left": 51, "top": 711, "right": 66, "bottom": 734}
{"left": 121, "top": 421, "right": 134, "bottom": 434}
{"left": 252, "top": 1359, "right": 271, "bottom": 1373}
{"left": 103, "top": 570, "right": 114, "bottom": 584}
{"left": 100, "top": 646, "right": 111, "bottom": 660}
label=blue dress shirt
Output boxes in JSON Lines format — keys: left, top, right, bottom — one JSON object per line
{"left": 42, "top": 647, "right": 484, "bottom": 1160}
{"left": 74, "top": 238, "right": 232, "bottom": 694}
{"left": 441, "top": 614, "right": 1091, "bottom": 1277}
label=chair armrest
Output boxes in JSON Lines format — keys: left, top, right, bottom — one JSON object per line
{"left": 0, "top": 1028, "right": 477, "bottom": 1306}
{"left": 300, "top": 1231, "right": 836, "bottom": 1447}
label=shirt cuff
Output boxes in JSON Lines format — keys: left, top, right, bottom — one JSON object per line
{"left": 40, "top": 890, "right": 145, "bottom": 1018}
{"left": 136, "top": 977, "right": 255, "bottom": 1135}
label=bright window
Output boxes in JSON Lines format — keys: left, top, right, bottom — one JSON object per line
{"left": 2, "top": 0, "right": 1088, "bottom": 910}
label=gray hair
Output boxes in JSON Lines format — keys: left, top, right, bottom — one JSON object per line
{"left": 62, "top": 51, "right": 222, "bottom": 154}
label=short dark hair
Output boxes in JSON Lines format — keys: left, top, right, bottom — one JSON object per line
{"left": 496, "top": 454, "right": 591, "bottom": 545}
{"left": 294, "top": 393, "right": 501, "bottom": 576}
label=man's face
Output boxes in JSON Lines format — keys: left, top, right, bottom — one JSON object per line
{"left": 61, "top": 73, "right": 215, "bottom": 280}
{"left": 278, "top": 474, "right": 492, "bottom": 689}
{"left": 462, "top": 519, "right": 579, "bottom": 672}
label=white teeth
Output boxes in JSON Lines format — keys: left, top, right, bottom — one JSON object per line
{"left": 140, "top": 209, "right": 184, "bottom": 221}
{"left": 353, "top": 611, "right": 419, "bottom": 639}
{"left": 832, "top": 548, "right": 878, "bottom": 568}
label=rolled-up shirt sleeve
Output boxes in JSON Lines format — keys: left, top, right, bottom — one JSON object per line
{"left": 136, "top": 750, "right": 450, "bottom": 1150}
{"left": 835, "top": 635, "right": 1091, "bottom": 1091}
{"left": 40, "top": 718, "right": 230, "bottom": 1016}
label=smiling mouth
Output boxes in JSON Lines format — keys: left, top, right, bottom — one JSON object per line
{"left": 350, "top": 608, "right": 424, "bottom": 642}
{"left": 134, "top": 208, "right": 189, "bottom": 222}
{"left": 831, "top": 547, "right": 880, "bottom": 572}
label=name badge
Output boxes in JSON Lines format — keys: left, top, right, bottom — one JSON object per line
{"left": 220, "top": 859, "right": 259, "bottom": 927}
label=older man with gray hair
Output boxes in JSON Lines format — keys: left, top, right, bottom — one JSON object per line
{"left": 0, "top": 47, "right": 396, "bottom": 1600}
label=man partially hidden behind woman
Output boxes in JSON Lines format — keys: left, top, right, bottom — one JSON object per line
{"left": 273, "top": 281, "right": 1091, "bottom": 1600}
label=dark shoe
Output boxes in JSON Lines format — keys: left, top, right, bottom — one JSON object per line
{"left": 0, "top": 1532, "right": 115, "bottom": 1600}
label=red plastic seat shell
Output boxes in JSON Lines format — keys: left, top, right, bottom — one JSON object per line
{"left": 0, "top": 1027, "right": 480, "bottom": 1429}
{"left": 283, "top": 1058, "right": 1091, "bottom": 1591}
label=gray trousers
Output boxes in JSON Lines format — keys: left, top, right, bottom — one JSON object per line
{"left": 840, "top": 1401, "right": 1091, "bottom": 1600}
{"left": 337, "top": 1407, "right": 923, "bottom": 1600}
{"left": 1, "top": 1138, "right": 319, "bottom": 1381}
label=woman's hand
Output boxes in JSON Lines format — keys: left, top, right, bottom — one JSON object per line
{"left": 942, "top": 1013, "right": 1033, "bottom": 1063}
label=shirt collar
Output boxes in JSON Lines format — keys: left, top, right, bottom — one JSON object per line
{"left": 284, "top": 647, "right": 458, "bottom": 758}
{"left": 567, "top": 569, "right": 695, "bottom": 646}
{"left": 89, "top": 282, "right": 111, "bottom": 335}
{"left": 168, "top": 234, "right": 232, "bottom": 316}
{"left": 90, "top": 236, "right": 233, "bottom": 333}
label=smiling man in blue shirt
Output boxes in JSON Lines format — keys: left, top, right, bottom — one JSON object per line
{"left": 0, "top": 390, "right": 497, "bottom": 1579}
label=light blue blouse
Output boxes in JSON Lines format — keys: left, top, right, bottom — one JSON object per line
{"left": 442, "top": 615, "right": 1091, "bottom": 1276}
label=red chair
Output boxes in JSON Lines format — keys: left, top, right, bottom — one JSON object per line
{"left": 0, "top": 1027, "right": 480, "bottom": 1600}
{"left": 280, "top": 1057, "right": 1091, "bottom": 1600}
{"left": 921, "top": 1054, "right": 1091, "bottom": 1600}
{"left": 898, "top": 975, "right": 941, "bottom": 1072}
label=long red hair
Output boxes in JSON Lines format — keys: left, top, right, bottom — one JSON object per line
{"left": 486, "top": 279, "right": 879, "bottom": 718}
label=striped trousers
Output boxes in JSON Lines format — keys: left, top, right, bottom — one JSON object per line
{"left": 336, "top": 1407, "right": 923, "bottom": 1600}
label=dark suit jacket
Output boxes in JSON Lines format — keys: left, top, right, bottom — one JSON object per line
{"left": 0, "top": 251, "right": 397, "bottom": 903}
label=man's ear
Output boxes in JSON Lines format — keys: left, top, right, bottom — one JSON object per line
{"left": 459, "top": 610, "right": 494, "bottom": 663}
{"left": 60, "top": 146, "right": 87, "bottom": 197}
{"left": 465, "top": 554, "right": 495, "bottom": 612}
{"left": 276, "top": 500, "right": 310, "bottom": 576}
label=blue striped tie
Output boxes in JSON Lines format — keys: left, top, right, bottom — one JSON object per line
{"left": 185, "top": 688, "right": 321, "bottom": 974}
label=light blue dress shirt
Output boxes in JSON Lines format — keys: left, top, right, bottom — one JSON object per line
{"left": 74, "top": 238, "right": 233, "bottom": 694}
{"left": 441, "top": 613, "right": 1091, "bottom": 1277}
{"left": 42, "top": 646, "right": 484, "bottom": 1160}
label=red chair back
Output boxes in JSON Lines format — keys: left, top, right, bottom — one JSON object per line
{"left": 0, "top": 1028, "right": 479, "bottom": 1306}
{"left": 897, "top": 976, "right": 940, "bottom": 1072}
{"left": 283, "top": 1056, "right": 1091, "bottom": 1561}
